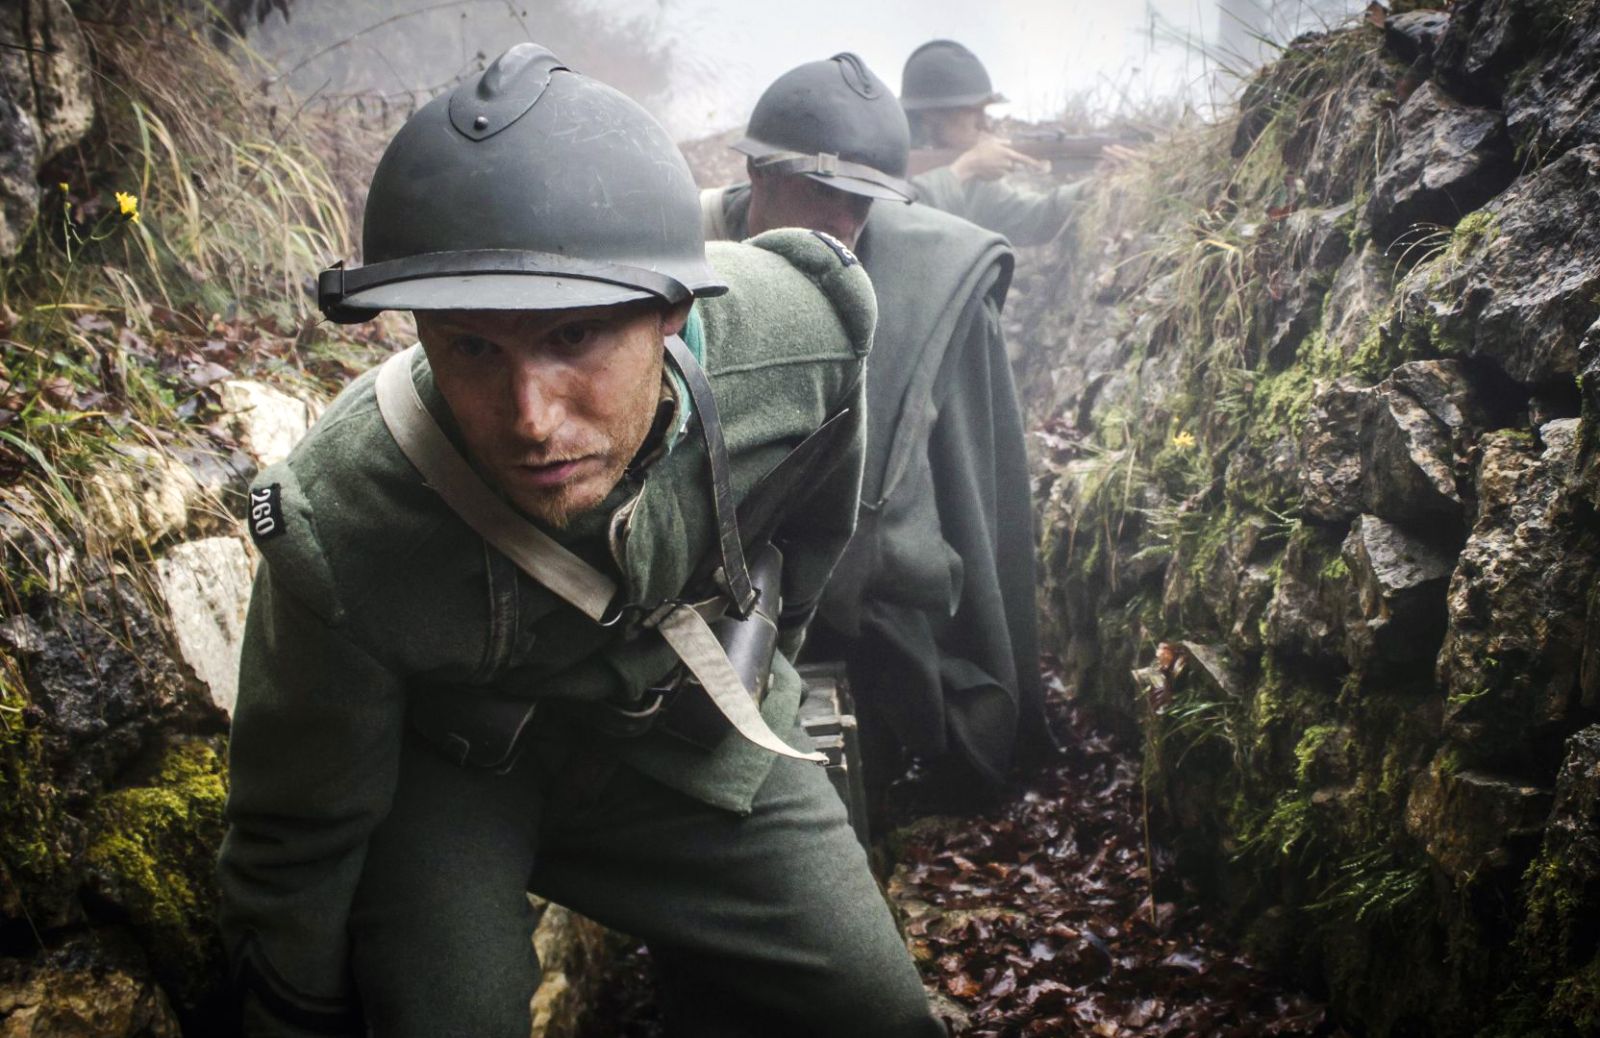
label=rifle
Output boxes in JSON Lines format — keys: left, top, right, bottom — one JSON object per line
{"left": 907, "top": 131, "right": 1143, "bottom": 177}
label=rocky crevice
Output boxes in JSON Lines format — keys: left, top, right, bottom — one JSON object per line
{"left": 1018, "top": 2, "right": 1600, "bottom": 1034}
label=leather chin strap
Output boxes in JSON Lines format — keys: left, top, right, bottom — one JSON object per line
{"left": 746, "top": 150, "right": 915, "bottom": 201}
{"left": 374, "top": 345, "right": 823, "bottom": 764}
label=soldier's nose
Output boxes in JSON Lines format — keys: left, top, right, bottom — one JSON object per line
{"left": 508, "top": 362, "right": 566, "bottom": 443}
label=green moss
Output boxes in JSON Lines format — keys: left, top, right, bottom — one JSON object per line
{"left": 84, "top": 738, "right": 228, "bottom": 1001}
{"left": 1451, "top": 210, "right": 1500, "bottom": 254}
{"left": 0, "top": 651, "right": 74, "bottom": 910}
{"left": 1294, "top": 724, "right": 1341, "bottom": 785}
{"left": 1319, "top": 556, "right": 1350, "bottom": 583}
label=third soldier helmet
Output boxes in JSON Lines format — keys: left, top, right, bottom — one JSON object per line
{"left": 899, "top": 39, "right": 1007, "bottom": 112}
{"left": 318, "top": 44, "right": 723, "bottom": 323}
{"left": 733, "top": 53, "right": 914, "bottom": 203}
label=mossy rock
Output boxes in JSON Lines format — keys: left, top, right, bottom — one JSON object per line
{"left": 82, "top": 737, "right": 228, "bottom": 1013}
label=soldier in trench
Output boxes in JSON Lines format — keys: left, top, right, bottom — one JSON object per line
{"left": 901, "top": 39, "right": 1136, "bottom": 247}
{"left": 701, "top": 53, "right": 1051, "bottom": 809}
{"left": 216, "top": 43, "right": 944, "bottom": 1038}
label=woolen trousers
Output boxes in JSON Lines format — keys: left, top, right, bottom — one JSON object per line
{"left": 344, "top": 726, "right": 944, "bottom": 1037}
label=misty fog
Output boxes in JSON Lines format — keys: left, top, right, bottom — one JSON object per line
{"left": 245, "top": 0, "right": 1368, "bottom": 140}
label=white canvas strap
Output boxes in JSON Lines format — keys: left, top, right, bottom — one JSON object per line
{"left": 374, "top": 346, "right": 821, "bottom": 763}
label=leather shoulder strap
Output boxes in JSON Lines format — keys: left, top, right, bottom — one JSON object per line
{"left": 662, "top": 334, "right": 755, "bottom": 618}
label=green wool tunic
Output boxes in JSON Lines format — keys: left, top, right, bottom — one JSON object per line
{"left": 216, "top": 230, "right": 949, "bottom": 1036}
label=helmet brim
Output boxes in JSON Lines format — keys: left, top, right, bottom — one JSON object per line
{"left": 900, "top": 90, "right": 1008, "bottom": 112}
{"left": 342, "top": 274, "right": 663, "bottom": 315}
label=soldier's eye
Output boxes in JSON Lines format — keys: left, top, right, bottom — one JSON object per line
{"left": 454, "top": 335, "right": 496, "bottom": 359}
{"left": 553, "top": 323, "right": 594, "bottom": 349}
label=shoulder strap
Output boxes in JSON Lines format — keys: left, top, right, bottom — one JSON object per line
{"left": 374, "top": 346, "right": 821, "bottom": 763}
{"left": 662, "top": 334, "right": 754, "bottom": 618}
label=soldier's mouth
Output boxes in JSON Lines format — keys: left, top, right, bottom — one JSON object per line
{"left": 514, "top": 456, "right": 595, "bottom": 488}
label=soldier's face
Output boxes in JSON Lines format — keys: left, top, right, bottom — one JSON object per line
{"left": 747, "top": 171, "right": 873, "bottom": 249}
{"left": 923, "top": 106, "right": 988, "bottom": 151}
{"left": 416, "top": 300, "right": 689, "bottom": 527}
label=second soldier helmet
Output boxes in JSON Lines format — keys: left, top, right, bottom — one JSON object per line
{"left": 899, "top": 39, "right": 1007, "bottom": 112}
{"left": 733, "top": 53, "right": 914, "bottom": 203}
{"left": 318, "top": 44, "right": 724, "bottom": 324}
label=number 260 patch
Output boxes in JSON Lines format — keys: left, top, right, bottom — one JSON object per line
{"left": 249, "top": 484, "right": 287, "bottom": 543}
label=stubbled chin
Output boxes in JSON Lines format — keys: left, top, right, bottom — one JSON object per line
{"left": 508, "top": 473, "right": 619, "bottom": 529}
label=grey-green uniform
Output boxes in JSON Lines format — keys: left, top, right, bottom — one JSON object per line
{"left": 217, "top": 230, "right": 942, "bottom": 1037}
{"left": 910, "top": 165, "right": 1087, "bottom": 248}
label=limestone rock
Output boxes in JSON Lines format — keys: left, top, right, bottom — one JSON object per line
{"left": 168, "top": 445, "right": 258, "bottom": 530}
{"left": 1363, "top": 382, "right": 1463, "bottom": 532}
{"left": 1438, "top": 424, "right": 1600, "bottom": 769}
{"left": 1285, "top": 43, "right": 1395, "bottom": 208}
{"left": 1367, "top": 82, "right": 1513, "bottom": 249}
{"left": 0, "top": 78, "right": 40, "bottom": 261}
{"left": 1502, "top": 0, "right": 1600, "bottom": 161}
{"left": 1405, "top": 762, "right": 1552, "bottom": 882}
{"left": 218, "top": 380, "right": 315, "bottom": 467}
{"left": 1263, "top": 526, "right": 1353, "bottom": 666}
{"left": 529, "top": 901, "right": 616, "bottom": 1038}
{"left": 1579, "top": 317, "right": 1600, "bottom": 511}
{"left": 0, "top": 958, "right": 179, "bottom": 1038}
{"left": 1299, "top": 377, "right": 1374, "bottom": 523}
{"left": 0, "top": 0, "right": 94, "bottom": 161}
{"left": 1264, "top": 205, "right": 1357, "bottom": 365}
{"left": 1319, "top": 244, "right": 1391, "bottom": 365}
{"left": 1341, "top": 515, "right": 1454, "bottom": 670}
{"left": 154, "top": 537, "right": 256, "bottom": 715}
{"left": 0, "top": 0, "right": 93, "bottom": 262}
{"left": 1432, "top": 0, "right": 1540, "bottom": 106}
{"left": 14, "top": 573, "right": 195, "bottom": 801}
{"left": 1382, "top": 10, "right": 1451, "bottom": 67}
{"left": 1402, "top": 145, "right": 1600, "bottom": 386}
{"left": 1175, "top": 642, "right": 1247, "bottom": 702}
{"left": 81, "top": 447, "right": 204, "bottom": 552}
{"left": 1540, "top": 725, "right": 1600, "bottom": 900}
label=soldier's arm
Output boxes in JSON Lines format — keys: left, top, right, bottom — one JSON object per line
{"left": 219, "top": 566, "right": 406, "bottom": 1036}
{"left": 913, "top": 165, "right": 1088, "bottom": 248}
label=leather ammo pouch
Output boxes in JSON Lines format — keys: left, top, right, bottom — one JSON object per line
{"left": 656, "top": 542, "right": 783, "bottom": 750}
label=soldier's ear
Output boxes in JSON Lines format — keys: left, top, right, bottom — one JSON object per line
{"left": 661, "top": 299, "right": 693, "bottom": 338}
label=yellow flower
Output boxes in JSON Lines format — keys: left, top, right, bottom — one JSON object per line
{"left": 58, "top": 182, "right": 69, "bottom": 193}
{"left": 115, "top": 190, "right": 141, "bottom": 224}
{"left": 1172, "top": 430, "right": 1197, "bottom": 450}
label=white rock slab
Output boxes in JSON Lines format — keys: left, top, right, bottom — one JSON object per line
{"left": 218, "top": 380, "right": 314, "bottom": 467}
{"left": 155, "top": 536, "right": 256, "bottom": 716}
{"left": 82, "top": 446, "right": 203, "bottom": 550}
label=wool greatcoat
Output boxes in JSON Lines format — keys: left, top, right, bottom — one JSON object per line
{"left": 217, "top": 229, "right": 944, "bottom": 1038}
{"left": 704, "top": 189, "right": 1050, "bottom": 791}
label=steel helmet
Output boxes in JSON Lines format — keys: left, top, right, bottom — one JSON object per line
{"left": 319, "top": 44, "right": 724, "bottom": 324}
{"left": 899, "top": 40, "right": 1007, "bottom": 112}
{"left": 732, "top": 53, "right": 914, "bottom": 203}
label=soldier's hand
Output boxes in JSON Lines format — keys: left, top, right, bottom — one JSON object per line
{"left": 951, "top": 136, "right": 1049, "bottom": 182}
